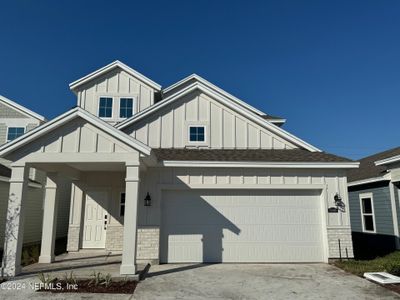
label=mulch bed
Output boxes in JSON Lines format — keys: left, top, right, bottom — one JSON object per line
{"left": 38, "top": 279, "right": 137, "bottom": 294}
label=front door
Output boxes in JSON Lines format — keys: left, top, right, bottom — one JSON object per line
{"left": 82, "top": 190, "right": 108, "bottom": 248}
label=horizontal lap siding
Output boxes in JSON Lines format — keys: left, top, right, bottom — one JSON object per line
{"left": 349, "top": 184, "right": 394, "bottom": 235}
{"left": 0, "top": 124, "right": 7, "bottom": 145}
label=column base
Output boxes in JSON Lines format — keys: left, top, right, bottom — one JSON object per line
{"left": 38, "top": 255, "right": 55, "bottom": 264}
{"left": 120, "top": 264, "right": 137, "bottom": 275}
{"left": 1, "top": 265, "right": 21, "bottom": 277}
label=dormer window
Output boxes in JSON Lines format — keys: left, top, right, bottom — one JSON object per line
{"left": 120, "top": 98, "right": 133, "bottom": 118}
{"left": 98, "top": 97, "right": 113, "bottom": 118}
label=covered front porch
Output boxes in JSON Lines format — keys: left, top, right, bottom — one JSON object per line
{"left": 0, "top": 108, "right": 153, "bottom": 277}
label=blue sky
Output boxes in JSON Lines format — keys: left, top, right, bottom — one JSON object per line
{"left": 1, "top": 0, "right": 399, "bottom": 159}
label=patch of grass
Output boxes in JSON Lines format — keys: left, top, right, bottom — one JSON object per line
{"left": 335, "top": 251, "right": 400, "bottom": 276}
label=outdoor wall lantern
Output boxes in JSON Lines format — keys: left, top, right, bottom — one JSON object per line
{"left": 328, "top": 193, "right": 345, "bottom": 213}
{"left": 144, "top": 192, "right": 152, "bottom": 207}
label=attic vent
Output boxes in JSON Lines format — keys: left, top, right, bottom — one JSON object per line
{"left": 364, "top": 272, "right": 400, "bottom": 284}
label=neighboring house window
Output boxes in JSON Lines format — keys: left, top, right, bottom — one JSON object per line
{"left": 120, "top": 98, "right": 133, "bottom": 118}
{"left": 189, "top": 126, "right": 205, "bottom": 142}
{"left": 120, "top": 192, "right": 125, "bottom": 217}
{"left": 7, "top": 127, "right": 25, "bottom": 141}
{"left": 360, "top": 193, "right": 375, "bottom": 232}
{"left": 98, "top": 97, "right": 113, "bottom": 118}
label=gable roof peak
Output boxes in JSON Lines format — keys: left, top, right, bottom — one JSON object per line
{"left": 0, "top": 106, "right": 151, "bottom": 158}
{"left": 0, "top": 94, "right": 46, "bottom": 122}
{"left": 69, "top": 60, "right": 162, "bottom": 92}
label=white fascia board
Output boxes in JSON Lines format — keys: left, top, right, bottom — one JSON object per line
{"left": 162, "top": 74, "right": 266, "bottom": 116}
{"left": 69, "top": 60, "right": 161, "bottom": 92}
{"left": 0, "top": 95, "right": 46, "bottom": 122}
{"left": 347, "top": 175, "right": 390, "bottom": 187}
{"left": 118, "top": 82, "right": 321, "bottom": 152}
{"left": 159, "top": 160, "right": 359, "bottom": 169}
{"left": 375, "top": 155, "right": 400, "bottom": 166}
{"left": 0, "top": 107, "right": 151, "bottom": 157}
{"left": 268, "top": 118, "right": 286, "bottom": 124}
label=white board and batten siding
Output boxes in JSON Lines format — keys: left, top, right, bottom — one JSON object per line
{"left": 139, "top": 167, "right": 350, "bottom": 229}
{"left": 75, "top": 68, "right": 157, "bottom": 123}
{"left": 9, "top": 118, "right": 133, "bottom": 161}
{"left": 124, "top": 91, "right": 297, "bottom": 149}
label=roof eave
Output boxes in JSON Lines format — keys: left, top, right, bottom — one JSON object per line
{"left": 69, "top": 60, "right": 162, "bottom": 92}
{"left": 375, "top": 155, "right": 400, "bottom": 166}
{"left": 0, "top": 95, "right": 46, "bottom": 122}
{"left": 0, "top": 107, "right": 151, "bottom": 158}
{"left": 347, "top": 175, "right": 391, "bottom": 187}
{"left": 158, "top": 160, "right": 359, "bottom": 169}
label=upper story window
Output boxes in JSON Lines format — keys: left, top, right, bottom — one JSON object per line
{"left": 120, "top": 98, "right": 133, "bottom": 118}
{"left": 360, "top": 193, "right": 375, "bottom": 233}
{"left": 98, "top": 97, "right": 113, "bottom": 118}
{"left": 189, "top": 126, "right": 205, "bottom": 142}
{"left": 7, "top": 127, "right": 25, "bottom": 141}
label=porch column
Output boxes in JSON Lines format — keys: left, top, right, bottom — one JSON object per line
{"left": 1, "top": 164, "right": 29, "bottom": 277}
{"left": 120, "top": 163, "right": 140, "bottom": 275}
{"left": 67, "top": 181, "right": 84, "bottom": 252}
{"left": 39, "top": 173, "right": 59, "bottom": 263}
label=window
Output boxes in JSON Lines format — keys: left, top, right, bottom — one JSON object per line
{"left": 189, "top": 126, "right": 205, "bottom": 142}
{"left": 120, "top": 98, "right": 133, "bottom": 118}
{"left": 98, "top": 97, "right": 113, "bottom": 118}
{"left": 360, "top": 194, "right": 375, "bottom": 232}
{"left": 7, "top": 127, "right": 25, "bottom": 141}
{"left": 120, "top": 192, "right": 125, "bottom": 217}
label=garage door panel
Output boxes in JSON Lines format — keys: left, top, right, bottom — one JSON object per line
{"left": 161, "top": 190, "right": 324, "bottom": 263}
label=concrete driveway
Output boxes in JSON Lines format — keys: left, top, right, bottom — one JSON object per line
{"left": 134, "top": 263, "right": 399, "bottom": 300}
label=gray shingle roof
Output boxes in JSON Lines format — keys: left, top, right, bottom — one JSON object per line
{"left": 260, "top": 114, "right": 285, "bottom": 121}
{"left": 153, "top": 149, "right": 353, "bottom": 163}
{"left": 347, "top": 147, "right": 400, "bottom": 183}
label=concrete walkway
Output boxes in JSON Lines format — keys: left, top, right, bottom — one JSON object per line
{"left": 20, "top": 250, "right": 124, "bottom": 278}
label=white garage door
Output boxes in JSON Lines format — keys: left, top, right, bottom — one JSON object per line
{"left": 160, "top": 189, "right": 325, "bottom": 263}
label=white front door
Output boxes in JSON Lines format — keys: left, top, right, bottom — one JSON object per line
{"left": 82, "top": 190, "right": 108, "bottom": 248}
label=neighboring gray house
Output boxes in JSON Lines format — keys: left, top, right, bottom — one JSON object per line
{"left": 0, "top": 95, "right": 70, "bottom": 249}
{"left": 347, "top": 147, "right": 400, "bottom": 259}
{"left": 0, "top": 61, "right": 358, "bottom": 277}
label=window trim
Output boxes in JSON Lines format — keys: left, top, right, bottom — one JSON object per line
{"left": 119, "top": 97, "right": 135, "bottom": 118}
{"left": 188, "top": 125, "right": 207, "bottom": 143}
{"left": 359, "top": 192, "right": 376, "bottom": 233}
{"left": 120, "top": 192, "right": 126, "bottom": 217}
{"left": 98, "top": 97, "right": 114, "bottom": 119}
{"left": 6, "top": 126, "right": 26, "bottom": 142}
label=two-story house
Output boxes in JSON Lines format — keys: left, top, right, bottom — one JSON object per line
{"left": 0, "top": 95, "right": 70, "bottom": 252}
{"left": 0, "top": 61, "right": 358, "bottom": 276}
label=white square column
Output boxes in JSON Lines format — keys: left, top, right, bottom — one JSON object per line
{"left": 39, "top": 173, "right": 59, "bottom": 263}
{"left": 120, "top": 163, "right": 140, "bottom": 275}
{"left": 1, "top": 165, "right": 29, "bottom": 277}
{"left": 67, "top": 181, "right": 84, "bottom": 252}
